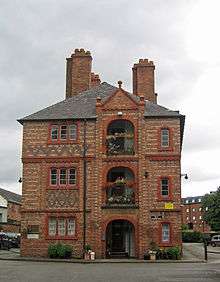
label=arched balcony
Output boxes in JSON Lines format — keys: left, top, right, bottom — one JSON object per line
{"left": 106, "top": 120, "right": 135, "bottom": 156}
{"left": 104, "top": 167, "right": 137, "bottom": 207}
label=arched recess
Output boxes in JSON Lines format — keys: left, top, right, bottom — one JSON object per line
{"left": 105, "top": 167, "right": 136, "bottom": 205}
{"left": 106, "top": 119, "right": 135, "bottom": 155}
{"left": 105, "top": 219, "right": 135, "bottom": 258}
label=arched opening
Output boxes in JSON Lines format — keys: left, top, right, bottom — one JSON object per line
{"left": 106, "top": 167, "right": 135, "bottom": 206}
{"left": 106, "top": 220, "right": 135, "bottom": 258}
{"left": 106, "top": 120, "right": 134, "bottom": 155}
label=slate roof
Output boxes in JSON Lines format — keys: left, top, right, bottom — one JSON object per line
{"left": 182, "top": 196, "right": 203, "bottom": 204}
{"left": 0, "top": 188, "right": 21, "bottom": 205}
{"left": 18, "top": 82, "right": 184, "bottom": 123}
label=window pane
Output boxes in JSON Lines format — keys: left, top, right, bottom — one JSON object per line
{"left": 51, "top": 169, "right": 57, "bottom": 185}
{"left": 49, "top": 218, "right": 56, "bottom": 236}
{"left": 162, "top": 223, "right": 170, "bottom": 242}
{"left": 60, "top": 125, "right": 67, "bottom": 140}
{"left": 69, "top": 124, "right": 77, "bottom": 140}
{"left": 161, "top": 129, "right": 169, "bottom": 147}
{"left": 69, "top": 168, "right": 76, "bottom": 185}
{"left": 58, "top": 218, "right": 66, "bottom": 236}
{"left": 67, "top": 218, "right": 75, "bottom": 235}
{"left": 161, "top": 178, "right": 169, "bottom": 196}
{"left": 60, "top": 169, "right": 67, "bottom": 185}
{"left": 51, "top": 126, "right": 59, "bottom": 140}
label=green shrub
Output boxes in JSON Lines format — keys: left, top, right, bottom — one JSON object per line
{"left": 166, "top": 246, "right": 181, "bottom": 260}
{"left": 85, "top": 244, "right": 92, "bottom": 252}
{"left": 64, "top": 245, "right": 73, "bottom": 258}
{"left": 48, "top": 244, "right": 58, "bottom": 258}
{"left": 156, "top": 247, "right": 181, "bottom": 260}
{"left": 182, "top": 231, "right": 203, "bottom": 243}
{"left": 48, "top": 243, "right": 73, "bottom": 258}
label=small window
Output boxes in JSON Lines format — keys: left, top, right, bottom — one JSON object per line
{"left": 193, "top": 216, "right": 196, "bottom": 220}
{"left": 58, "top": 218, "right": 66, "bottom": 236}
{"left": 199, "top": 216, "right": 202, "bottom": 220}
{"left": 186, "top": 208, "right": 189, "bottom": 213}
{"left": 60, "top": 169, "right": 67, "bottom": 185}
{"left": 49, "top": 218, "right": 56, "bottom": 236}
{"left": 51, "top": 169, "right": 57, "bottom": 185}
{"left": 161, "top": 178, "right": 169, "bottom": 197}
{"left": 51, "top": 126, "right": 59, "bottom": 140}
{"left": 192, "top": 208, "right": 196, "bottom": 212}
{"left": 69, "top": 124, "right": 77, "bottom": 140}
{"left": 186, "top": 216, "right": 189, "bottom": 220}
{"left": 69, "top": 168, "right": 76, "bottom": 185}
{"left": 205, "top": 207, "right": 208, "bottom": 211}
{"left": 161, "top": 129, "right": 169, "bottom": 147}
{"left": 192, "top": 199, "right": 195, "bottom": 203}
{"left": 198, "top": 198, "right": 201, "bottom": 202}
{"left": 60, "top": 125, "right": 67, "bottom": 140}
{"left": 199, "top": 207, "right": 202, "bottom": 211}
{"left": 162, "top": 223, "right": 170, "bottom": 243}
{"left": 67, "top": 218, "right": 75, "bottom": 235}
{"left": 186, "top": 200, "right": 189, "bottom": 204}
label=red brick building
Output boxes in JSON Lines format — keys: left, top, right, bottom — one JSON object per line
{"left": 182, "top": 196, "right": 210, "bottom": 233}
{"left": 18, "top": 48, "right": 185, "bottom": 258}
{"left": 0, "top": 187, "right": 21, "bottom": 233}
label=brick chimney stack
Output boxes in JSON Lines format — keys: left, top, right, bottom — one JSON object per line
{"left": 132, "top": 59, "right": 157, "bottom": 103}
{"left": 91, "top": 72, "right": 101, "bottom": 88}
{"left": 66, "top": 48, "right": 92, "bottom": 98}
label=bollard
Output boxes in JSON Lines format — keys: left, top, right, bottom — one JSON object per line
{"left": 203, "top": 240, "right": 208, "bottom": 261}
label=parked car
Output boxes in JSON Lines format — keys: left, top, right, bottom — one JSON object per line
{"left": 4, "top": 233, "right": 20, "bottom": 248}
{"left": 210, "top": 235, "right": 220, "bottom": 247}
{"left": 0, "top": 232, "right": 11, "bottom": 250}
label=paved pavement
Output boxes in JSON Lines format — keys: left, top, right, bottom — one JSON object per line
{"left": 0, "top": 260, "right": 220, "bottom": 282}
{"left": 0, "top": 245, "right": 220, "bottom": 281}
{"left": 182, "top": 243, "right": 220, "bottom": 263}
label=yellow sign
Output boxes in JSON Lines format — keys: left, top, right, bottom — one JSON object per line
{"left": 165, "top": 202, "right": 174, "bottom": 209}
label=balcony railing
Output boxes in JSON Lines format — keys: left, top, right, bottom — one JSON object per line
{"left": 104, "top": 181, "right": 136, "bottom": 207}
{"left": 106, "top": 133, "right": 134, "bottom": 156}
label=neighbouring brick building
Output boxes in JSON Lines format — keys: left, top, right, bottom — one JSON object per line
{"left": 18, "top": 48, "right": 185, "bottom": 258}
{"left": 182, "top": 196, "right": 211, "bottom": 233}
{"left": 0, "top": 187, "right": 21, "bottom": 233}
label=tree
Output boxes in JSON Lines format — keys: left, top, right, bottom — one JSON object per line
{"left": 201, "top": 187, "right": 220, "bottom": 231}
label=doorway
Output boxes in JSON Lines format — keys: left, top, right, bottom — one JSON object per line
{"left": 106, "top": 220, "right": 135, "bottom": 258}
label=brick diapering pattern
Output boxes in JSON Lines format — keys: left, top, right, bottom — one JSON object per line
{"left": 21, "top": 86, "right": 183, "bottom": 258}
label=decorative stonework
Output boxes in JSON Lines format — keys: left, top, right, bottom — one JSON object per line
{"left": 23, "top": 144, "right": 83, "bottom": 157}
{"left": 46, "top": 190, "right": 79, "bottom": 209}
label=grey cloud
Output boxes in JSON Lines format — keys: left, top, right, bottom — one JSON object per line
{"left": 0, "top": 0, "right": 214, "bottom": 194}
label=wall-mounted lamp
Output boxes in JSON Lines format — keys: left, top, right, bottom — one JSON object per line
{"left": 144, "top": 171, "right": 149, "bottom": 178}
{"left": 18, "top": 177, "right": 22, "bottom": 183}
{"left": 181, "top": 173, "right": 188, "bottom": 180}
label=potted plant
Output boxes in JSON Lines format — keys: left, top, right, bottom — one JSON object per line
{"left": 115, "top": 177, "right": 126, "bottom": 186}
{"left": 149, "top": 241, "right": 158, "bottom": 260}
{"left": 84, "top": 244, "right": 92, "bottom": 260}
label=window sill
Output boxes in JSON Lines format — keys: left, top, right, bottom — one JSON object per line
{"left": 45, "top": 236, "right": 77, "bottom": 240}
{"left": 48, "top": 140, "right": 78, "bottom": 145}
{"left": 47, "top": 186, "right": 78, "bottom": 190}
{"left": 157, "top": 198, "right": 173, "bottom": 202}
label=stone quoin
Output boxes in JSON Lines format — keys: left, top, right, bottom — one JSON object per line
{"left": 18, "top": 48, "right": 185, "bottom": 258}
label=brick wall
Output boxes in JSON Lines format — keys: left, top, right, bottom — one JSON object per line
{"left": 182, "top": 203, "right": 211, "bottom": 233}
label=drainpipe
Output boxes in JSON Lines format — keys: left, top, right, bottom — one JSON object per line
{"left": 83, "top": 119, "right": 87, "bottom": 256}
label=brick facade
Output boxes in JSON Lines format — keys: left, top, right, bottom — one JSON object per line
{"left": 182, "top": 196, "right": 211, "bottom": 233}
{"left": 19, "top": 49, "right": 184, "bottom": 258}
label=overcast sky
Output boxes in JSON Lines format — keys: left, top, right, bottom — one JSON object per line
{"left": 0, "top": 0, "right": 219, "bottom": 197}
